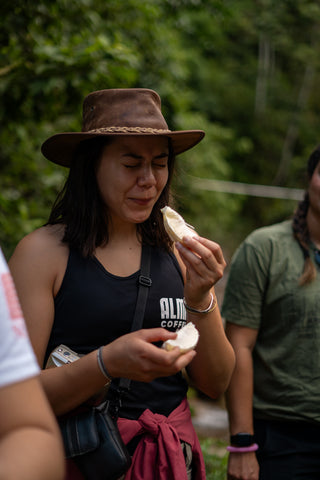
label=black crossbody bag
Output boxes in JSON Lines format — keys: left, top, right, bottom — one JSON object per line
{"left": 58, "top": 245, "right": 152, "bottom": 480}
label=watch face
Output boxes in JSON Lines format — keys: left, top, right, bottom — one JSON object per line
{"left": 46, "top": 345, "right": 81, "bottom": 368}
{"left": 230, "top": 433, "right": 255, "bottom": 447}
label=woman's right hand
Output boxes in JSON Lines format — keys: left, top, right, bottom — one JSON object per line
{"left": 100, "top": 328, "right": 196, "bottom": 382}
{"left": 227, "top": 451, "right": 259, "bottom": 480}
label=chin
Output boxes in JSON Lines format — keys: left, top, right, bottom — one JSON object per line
{"left": 132, "top": 208, "right": 153, "bottom": 223}
{"left": 133, "top": 215, "right": 150, "bottom": 224}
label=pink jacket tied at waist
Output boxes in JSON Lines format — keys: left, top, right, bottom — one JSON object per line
{"left": 117, "top": 397, "right": 206, "bottom": 480}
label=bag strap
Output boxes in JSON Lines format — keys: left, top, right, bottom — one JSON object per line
{"left": 130, "top": 244, "right": 152, "bottom": 332}
{"left": 117, "top": 244, "right": 152, "bottom": 392}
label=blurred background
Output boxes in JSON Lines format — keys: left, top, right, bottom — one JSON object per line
{"left": 1, "top": 1, "right": 320, "bottom": 475}
{"left": 2, "top": 0, "right": 320, "bottom": 261}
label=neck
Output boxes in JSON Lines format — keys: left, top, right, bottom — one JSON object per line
{"left": 108, "top": 215, "right": 138, "bottom": 239}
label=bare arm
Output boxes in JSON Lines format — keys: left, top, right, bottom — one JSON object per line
{"left": 0, "top": 376, "right": 65, "bottom": 480}
{"left": 225, "top": 322, "right": 259, "bottom": 480}
{"left": 9, "top": 228, "right": 197, "bottom": 415}
{"left": 175, "top": 236, "right": 235, "bottom": 399}
{"left": 41, "top": 328, "right": 197, "bottom": 415}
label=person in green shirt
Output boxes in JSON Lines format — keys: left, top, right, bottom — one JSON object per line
{"left": 222, "top": 145, "right": 320, "bottom": 480}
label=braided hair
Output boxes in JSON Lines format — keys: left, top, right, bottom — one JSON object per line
{"left": 292, "top": 145, "right": 320, "bottom": 285}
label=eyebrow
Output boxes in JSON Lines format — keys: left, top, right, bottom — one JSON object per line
{"left": 122, "top": 152, "right": 169, "bottom": 160}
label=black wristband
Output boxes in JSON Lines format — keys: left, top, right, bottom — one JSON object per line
{"left": 230, "top": 433, "right": 255, "bottom": 447}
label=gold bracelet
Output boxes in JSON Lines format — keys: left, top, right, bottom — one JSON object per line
{"left": 183, "top": 292, "right": 217, "bottom": 314}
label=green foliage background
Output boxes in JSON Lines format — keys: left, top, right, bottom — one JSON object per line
{"left": 1, "top": 0, "right": 320, "bottom": 261}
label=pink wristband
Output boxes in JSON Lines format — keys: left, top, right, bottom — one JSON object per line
{"left": 227, "top": 443, "right": 259, "bottom": 453}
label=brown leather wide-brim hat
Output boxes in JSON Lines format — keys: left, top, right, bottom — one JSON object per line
{"left": 41, "top": 88, "right": 205, "bottom": 167}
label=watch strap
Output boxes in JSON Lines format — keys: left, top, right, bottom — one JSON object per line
{"left": 230, "top": 433, "right": 255, "bottom": 447}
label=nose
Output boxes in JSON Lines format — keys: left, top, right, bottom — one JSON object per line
{"left": 137, "top": 165, "right": 156, "bottom": 187}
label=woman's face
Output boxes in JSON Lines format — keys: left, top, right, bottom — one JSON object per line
{"left": 96, "top": 136, "right": 169, "bottom": 227}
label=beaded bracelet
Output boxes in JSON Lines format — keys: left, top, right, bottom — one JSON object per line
{"left": 183, "top": 292, "right": 217, "bottom": 314}
{"left": 226, "top": 443, "right": 259, "bottom": 453}
{"left": 97, "top": 347, "right": 113, "bottom": 384}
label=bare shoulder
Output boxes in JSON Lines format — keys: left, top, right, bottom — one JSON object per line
{"left": 9, "top": 225, "right": 69, "bottom": 291}
{"left": 10, "top": 224, "right": 67, "bottom": 261}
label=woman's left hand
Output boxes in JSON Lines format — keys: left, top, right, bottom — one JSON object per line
{"left": 175, "top": 235, "right": 226, "bottom": 307}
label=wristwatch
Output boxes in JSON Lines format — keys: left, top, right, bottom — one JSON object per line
{"left": 230, "top": 433, "right": 255, "bottom": 447}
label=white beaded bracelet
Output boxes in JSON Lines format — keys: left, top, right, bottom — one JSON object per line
{"left": 183, "top": 292, "right": 217, "bottom": 314}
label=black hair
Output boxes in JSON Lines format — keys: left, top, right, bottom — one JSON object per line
{"left": 47, "top": 136, "right": 175, "bottom": 257}
{"left": 292, "top": 144, "right": 320, "bottom": 285}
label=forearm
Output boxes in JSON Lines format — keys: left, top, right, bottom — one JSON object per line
{"left": 41, "top": 328, "right": 197, "bottom": 415}
{"left": 225, "top": 348, "right": 255, "bottom": 435}
{"left": 187, "top": 303, "right": 235, "bottom": 398}
{"left": 41, "top": 348, "right": 109, "bottom": 415}
{"left": 0, "top": 378, "right": 65, "bottom": 480}
{"left": 0, "top": 428, "right": 65, "bottom": 480}
{"left": 225, "top": 352, "right": 260, "bottom": 480}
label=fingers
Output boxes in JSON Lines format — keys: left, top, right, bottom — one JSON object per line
{"left": 134, "top": 329, "right": 196, "bottom": 369}
{"left": 136, "top": 327, "right": 178, "bottom": 343}
{"left": 197, "top": 236, "right": 226, "bottom": 266}
{"left": 173, "top": 349, "right": 197, "bottom": 371}
{"left": 176, "top": 235, "right": 226, "bottom": 284}
{"left": 105, "top": 328, "right": 196, "bottom": 382}
{"left": 180, "top": 236, "right": 225, "bottom": 268}
{"left": 145, "top": 338, "right": 196, "bottom": 368}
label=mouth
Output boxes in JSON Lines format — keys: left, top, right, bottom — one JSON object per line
{"left": 130, "top": 197, "right": 154, "bottom": 206}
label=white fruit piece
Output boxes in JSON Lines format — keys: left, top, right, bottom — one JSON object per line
{"left": 161, "top": 206, "right": 198, "bottom": 243}
{"left": 162, "top": 322, "right": 199, "bottom": 353}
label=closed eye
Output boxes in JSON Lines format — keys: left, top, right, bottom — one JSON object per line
{"left": 153, "top": 153, "right": 168, "bottom": 168}
{"left": 124, "top": 162, "right": 167, "bottom": 169}
{"left": 153, "top": 162, "right": 167, "bottom": 168}
{"left": 122, "top": 153, "right": 168, "bottom": 169}
{"left": 124, "top": 164, "right": 139, "bottom": 168}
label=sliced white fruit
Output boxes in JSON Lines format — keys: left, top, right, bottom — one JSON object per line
{"left": 162, "top": 322, "right": 199, "bottom": 353}
{"left": 161, "top": 206, "right": 198, "bottom": 243}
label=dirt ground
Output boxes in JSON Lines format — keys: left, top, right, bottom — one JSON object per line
{"left": 189, "top": 395, "right": 229, "bottom": 441}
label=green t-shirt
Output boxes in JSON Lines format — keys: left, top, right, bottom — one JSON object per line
{"left": 222, "top": 220, "right": 320, "bottom": 424}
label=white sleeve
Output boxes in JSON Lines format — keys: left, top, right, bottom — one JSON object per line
{"left": 0, "top": 249, "right": 39, "bottom": 388}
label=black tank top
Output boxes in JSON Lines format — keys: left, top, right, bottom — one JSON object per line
{"left": 45, "top": 246, "right": 189, "bottom": 419}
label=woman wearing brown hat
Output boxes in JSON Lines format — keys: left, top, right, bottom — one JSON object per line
{"left": 9, "top": 88, "right": 235, "bottom": 480}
